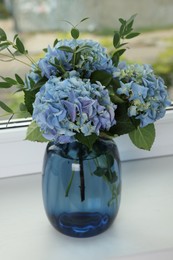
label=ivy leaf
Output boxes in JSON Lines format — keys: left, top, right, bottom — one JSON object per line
{"left": 90, "top": 70, "right": 112, "bottom": 86}
{"left": 75, "top": 133, "right": 98, "bottom": 150}
{"left": 0, "top": 101, "right": 13, "bottom": 113}
{"left": 0, "top": 28, "right": 7, "bottom": 41}
{"left": 129, "top": 123, "right": 155, "bottom": 151}
{"left": 71, "top": 28, "right": 80, "bottom": 39}
{"left": 25, "top": 121, "right": 48, "bottom": 142}
{"left": 16, "top": 37, "right": 25, "bottom": 54}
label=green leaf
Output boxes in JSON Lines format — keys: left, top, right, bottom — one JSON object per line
{"left": 105, "top": 170, "right": 118, "bottom": 183}
{"left": 0, "top": 81, "right": 13, "bottom": 88}
{"left": 0, "top": 101, "right": 13, "bottom": 113}
{"left": 16, "top": 37, "right": 25, "bottom": 54}
{"left": 119, "top": 18, "right": 126, "bottom": 25}
{"left": 129, "top": 124, "right": 155, "bottom": 151}
{"left": 90, "top": 70, "right": 112, "bottom": 86}
{"left": 115, "top": 48, "right": 126, "bottom": 57}
{"left": 25, "top": 121, "right": 48, "bottom": 142}
{"left": 111, "top": 53, "right": 119, "bottom": 66}
{"left": 93, "top": 167, "right": 108, "bottom": 177}
{"left": 113, "top": 32, "right": 120, "bottom": 48}
{"left": 19, "top": 103, "right": 27, "bottom": 111}
{"left": 125, "top": 32, "right": 140, "bottom": 39}
{"left": 75, "top": 133, "right": 98, "bottom": 150}
{"left": 15, "top": 74, "right": 24, "bottom": 85}
{"left": 71, "top": 28, "right": 80, "bottom": 39}
{"left": 109, "top": 103, "right": 137, "bottom": 136}
{"left": 13, "top": 34, "right": 18, "bottom": 41}
{"left": 1, "top": 76, "right": 17, "bottom": 85}
{"left": 80, "top": 17, "right": 89, "bottom": 23}
{"left": 126, "top": 14, "right": 137, "bottom": 26}
{"left": 75, "top": 45, "right": 91, "bottom": 53}
{"left": 43, "top": 48, "right": 48, "bottom": 53}
{"left": 24, "top": 89, "right": 38, "bottom": 115}
{"left": 0, "top": 28, "right": 7, "bottom": 41}
{"left": 53, "top": 38, "right": 59, "bottom": 47}
{"left": 58, "top": 46, "right": 74, "bottom": 52}
{"left": 125, "top": 21, "right": 134, "bottom": 34}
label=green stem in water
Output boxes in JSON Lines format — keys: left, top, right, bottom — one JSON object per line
{"left": 65, "top": 170, "right": 75, "bottom": 197}
{"left": 79, "top": 152, "right": 85, "bottom": 202}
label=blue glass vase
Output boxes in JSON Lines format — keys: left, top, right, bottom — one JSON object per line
{"left": 42, "top": 138, "right": 121, "bottom": 238}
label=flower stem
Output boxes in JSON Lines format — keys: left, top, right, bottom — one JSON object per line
{"left": 65, "top": 170, "right": 75, "bottom": 197}
{"left": 79, "top": 152, "right": 85, "bottom": 202}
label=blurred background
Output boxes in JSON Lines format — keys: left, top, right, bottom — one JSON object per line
{"left": 0, "top": 0, "right": 173, "bottom": 120}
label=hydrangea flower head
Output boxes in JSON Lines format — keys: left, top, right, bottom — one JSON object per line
{"left": 33, "top": 76, "right": 116, "bottom": 143}
{"left": 37, "top": 39, "right": 115, "bottom": 79}
{"left": 116, "top": 63, "right": 171, "bottom": 127}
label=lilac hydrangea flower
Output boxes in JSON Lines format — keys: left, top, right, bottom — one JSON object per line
{"left": 116, "top": 63, "right": 171, "bottom": 127}
{"left": 33, "top": 76, "right": 116, "bottom": 143}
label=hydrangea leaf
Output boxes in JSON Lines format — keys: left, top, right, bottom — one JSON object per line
{"left": 90, "top": 70, "right": 112, "bottom": 86}
{"left": 109, "top": 103, "right": 137, "bottom": 136}
{"left": 75, "top": 133, "right": 98, "bottom": 150}
{"left": 129, "top": 123, "right": 155, "bottom": 151}
{"left": 25, "top": 121, "right": 48, "bottom": 142}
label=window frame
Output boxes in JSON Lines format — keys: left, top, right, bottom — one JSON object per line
{"left": 0, "top": 108, "right": 173, "bottom": 178}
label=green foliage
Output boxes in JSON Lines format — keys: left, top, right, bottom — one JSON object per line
{"left": 24, "top": 89, "right": 38, "bottom": 115}
{"left": 71, "top": 28, "right": 80, "bottom": 39}
{"left": 0, "top": 28, "right": 7, "bottom": 41}
{"left": 63, "top": 17, "right": 89, "bottom": 40}
{"left": 0, "top": 16, "right": 159, "bottom": 152}
{"left": 75, "top": 133, "right": 98, "bottom": 150}
{"left": 25, "top": 121, "right": 48, "bottom": 142}
{"left": 0, "top": 101, "right": 13, "bottom": 113}
{"left": 129, "top": 124, "right": 155, "bottom": 150}
{"left": 112, "top": 14, "right": 140, "bottom": 66}
{"left": 90, "top": 70, "right": 113, "bottom": 86}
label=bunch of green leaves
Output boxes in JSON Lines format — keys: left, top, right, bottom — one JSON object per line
{"left": 112, "top": 14, "right": 140, "bottom": 66}
{"left": 0, "top": 28, "right": 43, "bottom": 117}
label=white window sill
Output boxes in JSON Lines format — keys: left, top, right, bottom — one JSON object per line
{"left": 0, "top": 109, "right": 173, "bottom": 178}
{"left": 0, "top": 155, "right": 173, "bottom": 259}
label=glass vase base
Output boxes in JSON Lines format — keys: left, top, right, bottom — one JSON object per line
{"left": 49, "top": 212, "right": 113, "bottom": 238}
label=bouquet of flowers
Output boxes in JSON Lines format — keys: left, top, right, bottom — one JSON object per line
{"left": 0, "top": 15, "right": 171, "bottom": 151}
